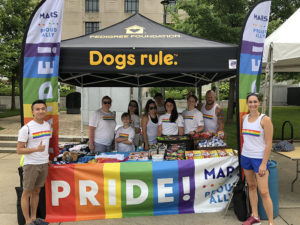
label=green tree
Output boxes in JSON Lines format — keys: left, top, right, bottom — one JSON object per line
{"left": 0, "top": 0, "right": 37, "bottom": 109}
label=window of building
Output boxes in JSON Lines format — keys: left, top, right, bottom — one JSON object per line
{"left": 85, "top": 22, "right": 99, "bottom": 34}
{"left": 86, "top": 0, "right": 99, "bottom": 13}
{"left": 125, "top": 0, "right": 139, "bottom": 13}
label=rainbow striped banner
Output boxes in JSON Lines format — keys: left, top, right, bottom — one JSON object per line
{"left": 242, "top": 129, "right": 261, "bottom": 137}
{"left": 203, "top": 114, "right": 213, "bottom": 120}
{"left": 103, "top": 116, "right": 115, "bottom": 121}
{"left": 32, "top": 130, "right": 51, "bottom": 139}
{"left": 119, "top": 133, "right": 129, "bottom": 138}
{"left": 162, "top": 119, "right": 171, "bottom": 123}
{"left": 45, "top": 157, "right": 239, "bottom": 222}
{"left": 183, "top": 116, "right": 194, "bottom": 120}
{"left": 20, "top": 0, "right": 64, "bottom": 159}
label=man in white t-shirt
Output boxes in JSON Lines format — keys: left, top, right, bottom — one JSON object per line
{"left": 89, "top": 96, "right": 116, "bottom": 153}
{"left": 17, "top": 100, "right": 51, "bottom": 225}
{"left": 115, "top": 113, "right": 135, "bottom": 152}
{"left": 197, "top": 90, "right": 224, "bottom": 134}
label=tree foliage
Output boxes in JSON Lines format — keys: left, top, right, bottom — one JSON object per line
{"left": 0, "top": 0, "right": 37, "bottom": 108}
{"left": 169, "top": 0, "right": 300, "bottom": 83}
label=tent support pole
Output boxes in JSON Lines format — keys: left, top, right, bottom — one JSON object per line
{"left": 262, "top": 62, "right": 269, "bottom": 114}
{"left": 268, "top": 44, "right": 274, "bottom": 119}
{"left": 80, "top": 80, "right": 84, "bottom": 142}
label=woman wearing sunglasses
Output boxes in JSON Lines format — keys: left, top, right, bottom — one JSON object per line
{"left": 141, "top": 99, "right": 159, "bottom": 150}
{"left": 127, "top": 100, "right": 141, "bottom": 147}
{"left": 89, "top": 96, "right": 116, "bottom": 153}
{"left": 182, "top": 95, "right": 204, "bottom": 135}
{"left": 241, "top": 93, "right": 274, "bottom": 225}
{"left": 158, "top": 98, "right": 184, "bottom": 136}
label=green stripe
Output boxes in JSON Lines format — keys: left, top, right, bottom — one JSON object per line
{"left": 120, "top": 162, "right": 153, "bottom": 217}
{"left": 239, "top": 73, "right": 262, "bottom": 99}
{"left": 22, "top": 77, "right": 58, "bottom": 104}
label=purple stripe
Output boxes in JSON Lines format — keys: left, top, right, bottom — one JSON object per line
{"left": 241, "top": 41, "right": 264, "bottom": 55}
{"left": 24, "top": 43, "right": 60, "bottom": 57}
{"left": 178, "top": 160, "right": 195, "bottom": 214}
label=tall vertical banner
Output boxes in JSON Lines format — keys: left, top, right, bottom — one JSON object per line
{"left": 238, "top": 1, "right": 271, "bottom": 151}
{"left": 20, "top": 0, "right": 64, "bottom": 159}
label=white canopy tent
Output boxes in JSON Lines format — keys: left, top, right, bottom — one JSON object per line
{"left": 262, "top": 8, "right": 300, "bottom": 117}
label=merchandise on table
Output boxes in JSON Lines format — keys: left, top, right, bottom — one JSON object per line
{"left": 157, "top": 135, "right": 190, "bottom": 141}
{"left": 165, "top": 143, "right": 186, "bottom": 160}
{"left": 151, "top": 154, "right": 164, "bottom": 161}
{"left": 128, "top": 151, "right": 149, "bottom": 161}
{"left": 197, "top": 136, "right": 226, "bottom": 149}
{"left": 184, "top": 149, "right": 236, "bottom": 159}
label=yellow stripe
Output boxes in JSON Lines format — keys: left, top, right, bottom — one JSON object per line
{"left": 23, "top": 102, "right": 59, "bottom": 117}
{"left": 103, "top": 163, "right": 122, "bottom": 219}
{"left": 239, "top": 99, "right": 248, "bottom": 113}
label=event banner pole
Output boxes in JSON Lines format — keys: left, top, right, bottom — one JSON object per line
{"left": 237, "top": 0, "right": 271, "bottom": 159}
{"left": 20, "top": 0, "right": 64, "bottom": 159}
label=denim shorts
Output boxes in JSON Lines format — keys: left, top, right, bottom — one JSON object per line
{"left": 241, "top": 155, "right": 270, "bottom": 173}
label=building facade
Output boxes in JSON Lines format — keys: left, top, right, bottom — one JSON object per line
{"left": 62, "top": 0, "right": 169, "bottom": 40}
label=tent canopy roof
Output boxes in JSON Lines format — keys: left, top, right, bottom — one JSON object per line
{"left": 262, "top": 8, "right": 300, "bottom": 72}
{"left": 59, "top": 14, "right": 238, "bottom": 87}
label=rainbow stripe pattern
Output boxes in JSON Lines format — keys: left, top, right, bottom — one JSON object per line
{"left": 183, "top": 116, "right": 194, "bottom": 120}
{"left": 242, "top": 129, "right": 260, "bottom": 137}
{"left": 32, "top": 130, "right": 51, "bottom": 139}
{"left": 162, "top": 118, "right": 172, "bottom": 123}
{"left": 45, "top": 157, "right": 239, "bottom": 223}
{"left": 119, "top": 133, "right": 129, "bottom": 138}
{"left": 103, "top": 116, "right": 115, "bottom": 120}
{"left": 203, "top": 114, "right": 213, "bottom": 120}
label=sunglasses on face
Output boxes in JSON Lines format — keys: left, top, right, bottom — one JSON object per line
{"left": 149, "top": 106, "right": 157, "bottom": 110}
{"left": 103, "top": 101, "right": 111, "bottom": 105}
{"left": 129, "top": 104, "right": 137, "bottom": 107}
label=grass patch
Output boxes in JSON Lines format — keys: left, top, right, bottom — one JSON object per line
{"left": 0, "top": 109, "right": 21, "bottom": 118}
{"left": 223, "top": 106, "right": 300, "bottom": 150}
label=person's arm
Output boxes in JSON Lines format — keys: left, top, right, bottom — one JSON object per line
{"left": 116, "top": 137, "right": 128, "bottom": 142}
{"left": 178, "top": 115, "right": 184, "bottom": 135}
{"left": 196, "top": 125, "right": 204, "bottom": 133}
{"left": 122, "top": 129, "right": 135, "bottom": 145}
{"left": 88, "top": 126, "right": 95, "bottom": 151}
{"left": 178, "top": 127, "right": 184, "bottom": 136}
{"left": 157, "top": 125, "right": 162, "bottom": 136}
{"left": 216, "top": 106, "right": 224, "bottom": 131}
{"left": 259, "top": 116, "right": 273, "bottom": 176}
{"left": 141, "top": 116, "right": 150, "bottom": 150}
{"left": 17, "top": 141, "right": 45, "bottom": 154}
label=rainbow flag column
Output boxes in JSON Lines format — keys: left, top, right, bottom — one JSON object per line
{"left": 20, "top": 0, "right": 64, "bottom": 159}
{"left": 238, "top": 0, "right": 271, "bottom": 149}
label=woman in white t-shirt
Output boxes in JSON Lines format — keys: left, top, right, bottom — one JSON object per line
{"left": 182, "top": 95, "right": 204, "bottom": 135}
{"left": 128, "top": 100, "right": 141, "bottom": 146}
{"left": 141, "top": 99, "right": 159, "bottom": 150}
{"left": 158, "top": 98, "right": 184, "bottom": 136}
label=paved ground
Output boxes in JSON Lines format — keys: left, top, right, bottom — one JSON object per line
{"left": 0, "top": 113, "right": 299, "bottom": 224}
{"left": 0, "top": 112, "right": 89, "bottom": 137}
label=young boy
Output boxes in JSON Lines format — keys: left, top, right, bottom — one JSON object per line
{"left": 17, "top": 100, "right": 51, "bottom": 225}
{"left": 115, "top": 113, "right": 135, "bottom": 152}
